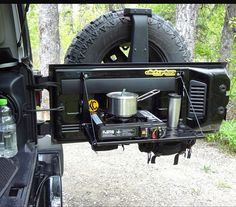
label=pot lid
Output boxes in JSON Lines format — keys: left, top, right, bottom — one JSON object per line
{"left": 107, "top": 91, "right": 138, "bottom": 99}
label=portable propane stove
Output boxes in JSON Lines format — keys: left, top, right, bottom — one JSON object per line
{"left": 90, "top": 110, "right": 167, "bottom": 141}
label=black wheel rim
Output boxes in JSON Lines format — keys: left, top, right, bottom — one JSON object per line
{"left": 102, "top": 41, "right": 168, "bottom": 63}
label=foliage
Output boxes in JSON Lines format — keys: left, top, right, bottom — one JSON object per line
{"left": 27, "top": 4, "right": 109, "bottom": 67}
{"left": 27, "top": 4, "right": 39, "bottom": 69}
{"left": 138, "top": 4, "right": 176, "bottom": 23}
{"left": 207, "top": 119, "right": 236, "bottom": 152}
{"left": 228, "top": 76, "right": 236, "bottom": 99}
{"left": 228, "top": 17, "right": 236, "bottom": 74}
{"left": 59, "top": 4, "right": 109, "bottom": 62}
{"left": 216, "top": 181, "right": 231, "bottom": 189}
{"left": 195, "top": 4, "right": 225, "bottom": 62}
{"left": 201, "top": 165, "right": 212, "bottom": 173}
{"left": 229, "top": 17, "right": 236, "bottom": 38}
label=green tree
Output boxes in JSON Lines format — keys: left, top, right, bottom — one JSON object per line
{"left": 138, "top": 4, "right": 176, "bottom": 23}
{"left": 195, "top": 4, "right": 225, "bottom": 61}
{"left": 59, "top": 4, "right": 108, "bottom": 62}
{"left": 27, "top": 4, "right": 39, "bottom": 68}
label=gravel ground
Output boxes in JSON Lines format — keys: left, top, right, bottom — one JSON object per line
{"left": 62, "top": 140, "right": 236, "bottom": 206}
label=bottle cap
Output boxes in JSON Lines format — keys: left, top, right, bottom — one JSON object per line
{"left": 0, "top": 98, "right": 8, "bottom": 106}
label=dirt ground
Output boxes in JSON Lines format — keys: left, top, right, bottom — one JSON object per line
{"left": 62, "top": 140, "right": 236, "bottom": 206}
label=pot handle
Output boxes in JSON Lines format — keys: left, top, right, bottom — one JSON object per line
{"left": 137, "top": 89, "right": 160, "bottom": 102}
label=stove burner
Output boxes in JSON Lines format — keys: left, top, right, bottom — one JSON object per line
{"left": 91, "top": 110, "right": 167, "bottom": 141}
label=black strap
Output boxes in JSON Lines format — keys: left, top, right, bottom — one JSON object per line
{"left": 174, "top": 153, "right": 179, "bottom": 165}
{"left": 151, "top": 155, "right": 157, "bottom": 164}
{"left": 187, "top": 148, "right": 192, "bottom": 159}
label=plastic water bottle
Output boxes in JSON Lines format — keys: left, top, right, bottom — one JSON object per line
{"left": 0, "top": 98, "right": 17, "bottom": 158}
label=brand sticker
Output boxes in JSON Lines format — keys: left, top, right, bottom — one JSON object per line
{"left": 88, "top": 99, "right": 99, "bottom": 112}
{"left": 145, "top": 69, "right": 176, "bottom": 77}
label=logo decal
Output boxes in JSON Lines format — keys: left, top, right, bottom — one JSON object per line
{"left": 88, "top": 99, "right": 99, "bottom": 112}
{"left": 145, "top": 69, "right": 176, "bottom": 77}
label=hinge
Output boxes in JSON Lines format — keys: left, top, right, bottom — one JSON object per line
{"left": 32, "top": 74, "right": 59, "bottom": 90}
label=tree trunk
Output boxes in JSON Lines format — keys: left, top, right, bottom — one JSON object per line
{"left": 69, "top": 4, "right": 74, "bottom": 34}
{"left": 219, "top": 4, "right": 236, "bottom": 62}
{"left": 109, "top": 4, "right": 113, "bottom": 11}
{"left": 107, "top": 4, "right": 114, "bottom": 12}
{"left": 175, "top": 4, "right": 200, "bottom": 61}
{"left": 39, "top": 4, "right": 60, "bottom": 119}
{"left": 120, "top": 4, "right": 125, "bottom": 9}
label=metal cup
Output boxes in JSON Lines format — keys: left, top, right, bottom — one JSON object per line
{"left": 168, "top": 93, "right": 181, "bottom": 128}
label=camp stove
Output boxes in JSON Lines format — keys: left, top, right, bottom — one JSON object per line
{"left": 91, "top": 110, "right": 167, "bottom": 141}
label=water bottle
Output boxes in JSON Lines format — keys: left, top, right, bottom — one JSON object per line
{"left": 0, "top": 98, "right": 17, "bottom": 158}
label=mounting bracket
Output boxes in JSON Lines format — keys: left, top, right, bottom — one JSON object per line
{"left": 124, "top": 8, "right": 152, "bottom": 62}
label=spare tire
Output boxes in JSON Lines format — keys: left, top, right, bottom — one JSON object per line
{"left": 64, "top": 10, "right": 190, "bottom": 63}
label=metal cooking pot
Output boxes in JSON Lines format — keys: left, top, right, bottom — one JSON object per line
{"left": 106, "top": 89, "right": 160, "bottom": 118}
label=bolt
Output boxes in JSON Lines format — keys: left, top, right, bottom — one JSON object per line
{"left": 217, "top": 106, "right": 225, "bottom": 115}
{"left": 219, "top": 84, "right": 226, "bottom": 92}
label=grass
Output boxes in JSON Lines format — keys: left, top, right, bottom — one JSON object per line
{"left": 206, "top": 119, "right": 236, "bottom": 153}
{"left": 201, "top": 165, "right": 217, "bottom": 173}
{"left": 216, "top": 181, "right": 232, "bottom": 189}
{"left": 201, "top": 165, "right": 211, "bottom": 173}
{"left": 191, "top": 188, "right": 201, "bottom": 196}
